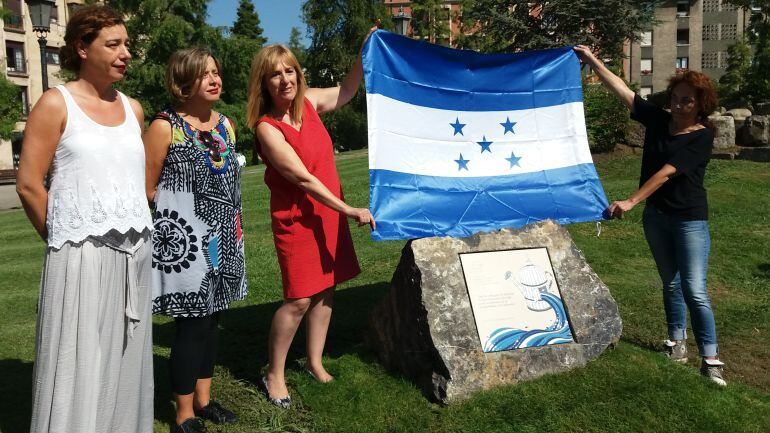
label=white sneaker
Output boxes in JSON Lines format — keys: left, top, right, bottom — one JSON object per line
{"left": 700, "top": 359, "right": 727, "bottom": 387}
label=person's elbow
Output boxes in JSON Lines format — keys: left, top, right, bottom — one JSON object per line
{"left": 16, "top": 176, "right": 39, "bottom": 202}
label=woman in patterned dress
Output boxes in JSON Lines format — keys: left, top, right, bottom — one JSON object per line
{"left": 246, "top": 26, "right": 377, "bottom": 408}
{"left": 144, "top": 47, "right": 247, "bottom": 433}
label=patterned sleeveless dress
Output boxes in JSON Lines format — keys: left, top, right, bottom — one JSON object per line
{"left": 151, "top": 108, "right": 247, "bottom": 317}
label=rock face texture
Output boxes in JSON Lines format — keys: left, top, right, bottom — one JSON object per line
{"left": 368, "top": 221, "right": 622, "bottom": 404}
{"left": 738, "top": 116, "right": 770, "bottom": 147}
{"left": 708, "top": 114, "right": 736, "bottom": 149}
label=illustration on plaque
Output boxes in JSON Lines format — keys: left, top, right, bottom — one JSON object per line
{"left": 459, "top": 248, "right": 574, "bottom": 352}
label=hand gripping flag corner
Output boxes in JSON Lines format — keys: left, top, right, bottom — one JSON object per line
{"left": 363, "top": 30, "right": 609, "bottom": 241}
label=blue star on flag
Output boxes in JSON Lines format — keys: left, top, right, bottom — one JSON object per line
{"left": 450, "top": 117, "right": 466, "bottom": 136}
{"left": 476, "top": 135, "right": 493, "bottom": 153}
{"left": 506, "top": 152, "right": 522, "bottom": 168}
{"left": 455, "top": 153, "right": 470, "bottom": 171}
{"left": 500, "top": 117, "right": 517, "bottom": 134}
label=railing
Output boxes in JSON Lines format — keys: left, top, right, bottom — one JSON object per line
{"left": 3, "top": 14, "right": 24, "bottom": 31}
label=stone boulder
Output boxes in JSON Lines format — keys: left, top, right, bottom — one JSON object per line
{"left": 737, "top": 115, "right": 770, "bottom": 147}
{"left": 708, "top": 114, "right": 735, "bottom": 149}
{"left": 368, "top": 221, "right": 622, "bottom": 404}
{"left": 726, "top": 108, "right": 752, "bottom": 129}
{"left": 626, "top": 121, "right": 646, "bottom": 148}
{"left": 754, "top": 103, "right": 770, "bottom": 116}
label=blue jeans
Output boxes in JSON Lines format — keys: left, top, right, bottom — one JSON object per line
{"left": 642, "top": 205, "right": 718, "bottom": 357}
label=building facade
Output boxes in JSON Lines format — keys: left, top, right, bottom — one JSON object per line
{"left": 623, "top": 0, "right": 750, "bottom": 98}
{"left": 1, "top": 0, "right": 82, "bottom": 170}
{"left": 382, "top": 0, "right": 463, "bottom": 45}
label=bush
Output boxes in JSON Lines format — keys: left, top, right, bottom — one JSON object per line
{"left": 582, "top": 82, "right": 629, "bottom": 153}
{"left": 0, "top": 76, "right": 22, "bottom": 140}
{"left": 319, "top": 104, "right": 368, "bottom": 152}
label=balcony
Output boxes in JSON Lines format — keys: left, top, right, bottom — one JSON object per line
{"left": 3, "top": 14, "right": 24, "bottom": 32}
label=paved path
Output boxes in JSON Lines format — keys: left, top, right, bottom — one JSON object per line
{"left": 0, "top": 184, "right": 21, "bottom": 211}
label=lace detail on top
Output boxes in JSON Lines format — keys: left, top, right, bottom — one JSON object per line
{"left": 46, "top": 85, "right": 153, "bottom": 249}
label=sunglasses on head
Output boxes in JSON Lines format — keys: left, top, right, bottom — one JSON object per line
{"left": 199, "top": 131, "right": 222, "bottom": 162}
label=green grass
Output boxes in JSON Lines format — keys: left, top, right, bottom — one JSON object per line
{"left": 1, "top": 151, "right": 769, "bottom": 433}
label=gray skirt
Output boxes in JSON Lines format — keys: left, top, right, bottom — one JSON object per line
{"left": 30, "top": 230, "right": 154, "bottom": 433}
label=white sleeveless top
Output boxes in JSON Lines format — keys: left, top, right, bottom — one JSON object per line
{"left": 46, "top": 85, "right": 153, "bottom": 249}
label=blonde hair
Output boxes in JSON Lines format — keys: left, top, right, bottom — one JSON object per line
{"left": 165, "top": 47, "right": 222, "bottom": 103}
{"left": 246, "top": 44, "right": 307, "bottom": 128}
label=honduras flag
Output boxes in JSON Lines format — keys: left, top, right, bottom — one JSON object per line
{"left": 362, "top": 31, "right": 609, "bottom": 241}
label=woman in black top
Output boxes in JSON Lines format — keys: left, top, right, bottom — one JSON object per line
{"left": 573, "top": 45, "right": 726, "bottom": 386}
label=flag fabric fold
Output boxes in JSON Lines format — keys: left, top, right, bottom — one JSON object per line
{"left": 363, "top": 30, "right": 609, "bottom": 241}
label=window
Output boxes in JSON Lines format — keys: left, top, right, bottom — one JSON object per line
{"left": 703, "top": 0, "right": 720, "bottom": 12}
{"left": 20, "top": 86, "right": 29, "bottom": 117}
{"left": 5, "top": 42, "right": 26, "bottom": 74}
{"left": 677, "top": 1, "right": 690, "bottom": 16}
{"left": 640, "top": 87, "right": 653, "bottom": 99}
{"left": 640, "top": 31, "right": 652, "bottom": 47}
{"left": 50, "top": 1, "right": 59, "bottom": 22}
{"left": 703, "top": 24, "right": 719, "bottom": 40}
{"left": 702, "top": 52, "right": 719, "bottom": 69}
{"left": 721, "top": 24, "right": 737, "bottom": 40}
{"left": 641, "top": 59, "right": 653, "bottom": 75}
{"left": 676, "top": 57, "right": 689, "bottom": 70}
{"left": 677, "top": 29, "right": 690, "bottom": 45}
{"left": 3, "top": 0, "right": 23, "bottom": 31}
{"left": 45, "top": 48, "right": 60, "bottom": 65}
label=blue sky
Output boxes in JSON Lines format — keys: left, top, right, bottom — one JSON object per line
{"left": 206, "top": 0, "right": 310, "bottom": 45}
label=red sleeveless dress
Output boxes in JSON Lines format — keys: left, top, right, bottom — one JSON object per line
{"left": 257, "top": 98, "right": 361, "bottom": 299}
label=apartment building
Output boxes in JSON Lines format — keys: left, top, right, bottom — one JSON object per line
{"left": 1, "top": 0, "right": 82, "bottom": 170}
{"left": 624, "top": 0, "right": 751, "bottom": 98}
{"left": 382, "top": 0, "right": 463, "bottom": 45}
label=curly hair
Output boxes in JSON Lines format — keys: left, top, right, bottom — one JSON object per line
{"left": 61, "top": 5, "right": 124, "bottom": 72}
{"left": 666, "top": 70, "right": 719, "bottom": 131}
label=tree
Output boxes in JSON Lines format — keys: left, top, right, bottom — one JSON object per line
{"left": 0, "top": 76, "right": 23, "bottom": 140}
{"left": 231, "top": 0, "right": 267, "bottom": 45}
{"left": 719, "top": 36, "right": 752, "bottom": 108}
{"left": 460, "top": 0, "right": 661, "bottom": 61}
{"left": 288, "top": 26, "right": 307, "bottom": 66}
{"left": 411, "top": 0, "right": 450, "bottom": 44}
{"left": 725, "top": 0, "right": 770, "bottom": 104}
{"left": 301, "top": 0, "right": 391, "bottom": 151}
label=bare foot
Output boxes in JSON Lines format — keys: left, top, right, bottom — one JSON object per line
{"left": 265, "top": 372, "right": 290, "bottom": 398}
{"left": 306, "top": 365, "right": 334, "bottom": 383}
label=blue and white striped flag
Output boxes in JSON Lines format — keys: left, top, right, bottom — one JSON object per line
{"left": 363, "top": 31, "right": 609, "bottom": 241}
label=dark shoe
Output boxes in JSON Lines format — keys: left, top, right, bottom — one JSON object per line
{"left": 195, "top": 400, "right": 237, "bottom": 424}
{"left": 662, "top": 339, "right": 688, "bottom": 363}
{"left": 174, "top": 417, "right": 206, "bottom": 433}
{"left": 258, "top": 376, "right": 292, "bottom": 409}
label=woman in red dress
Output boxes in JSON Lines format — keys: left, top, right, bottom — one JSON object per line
{"left": 246, "top": 27, "right": 377, "bottom": 408}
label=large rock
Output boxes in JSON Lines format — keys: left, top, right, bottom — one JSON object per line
{"left": 725, "top": 108, "right": 752, "bottom": 124}
{"left": 754, "top": 103, "right": 770, "bottom": 116}
{"left": 737, "top": 115, "right": 770, "bottom": 147}
{"left": 626, "top": 121, "right": 646, "bottom": 148}
{"left": 737, "top": 147, "right": 770, "bottom": 162}
{"left": 708, "top": 114, "right": 735, "bottom": 149}
{"left": 368, "top": 221, "right": 622, "bottom": 404}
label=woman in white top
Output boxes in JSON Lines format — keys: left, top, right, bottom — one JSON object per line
{"left": 15, "top": 6, "right": 154, "bottom": 433}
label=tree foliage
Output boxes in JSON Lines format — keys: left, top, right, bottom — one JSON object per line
{"left": 288, "top": 26, "right": 308, "bottom": 66}
{"left": 724, "top": 0, "right": 770, "bottom": 104}
{"left": 459, "top": 0, "right": 660, "bottom": 61}
{"left": 0, "top": 75, "right": 23, "bottom": 140}
{"left": 719, "top": 36, "right": 752, "bottom": 108}
{"left": 231, "top": 0, "right": 267, "bottom": 45}
{"left": 301, "top": 0, "right": 391, "bottom": 150}
{"left": 106, "top": 0, "right": 262, "bottom": 152}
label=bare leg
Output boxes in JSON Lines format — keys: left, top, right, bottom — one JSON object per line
{"left": 266, "top": 298, "right": 311, "bottom": 397}
{"left": 193, "top": 378, "right": 212, "bottom": 410}
{"left": 174, "top": 393, "right": 195, "bottom": 426}
{"left": 306, "top": 287, "right": 335, "bottom": 382}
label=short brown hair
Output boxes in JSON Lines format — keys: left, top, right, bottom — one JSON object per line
{"left": 666, "top": 71, "right": 719, "bottom": 130}
{"left": 246, "top": 45, "right": 307, "bottom": 127}
{"left": 165, "top": 47, "right": 222, "bottom": 103}
{"left": 61, "top": 5, "right": 124, "bottom": 72}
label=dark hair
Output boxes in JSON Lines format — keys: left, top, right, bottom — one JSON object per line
{"left": 165, "top": 47, "right": 222, "bottom": 102}
{"left": 61, "top": 5, "right": 124, "bottom": 72}
{"left": 666, "top": 70, "right": 719, "bottom": 132}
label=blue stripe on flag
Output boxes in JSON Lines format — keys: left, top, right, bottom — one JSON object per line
{"left": 362, "top": 30, "right": 584, "bottom": 112}
{"left": 370, "top": 164, "right": 609, "bottom": 241}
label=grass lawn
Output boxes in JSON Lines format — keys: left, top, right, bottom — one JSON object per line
{"left": 1, "top": 150, "right": 769, "bottom": 433}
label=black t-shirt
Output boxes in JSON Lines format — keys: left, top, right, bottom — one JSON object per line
{"left": 631, "top": 94, "right": 713, "bottom": 220}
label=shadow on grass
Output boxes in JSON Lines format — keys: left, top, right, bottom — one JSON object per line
{"left": 152, "top": 281, "right": 392, "bottom": 391}
{"left": 0, "top": 359, "right": 32, "bottom": 433}
{"left": 757, "top": 263, "right": 770, "bottom": 277}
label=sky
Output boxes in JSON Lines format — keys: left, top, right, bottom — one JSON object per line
{"left": 206, "top": 0, "right": 310, "bottom": 45}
